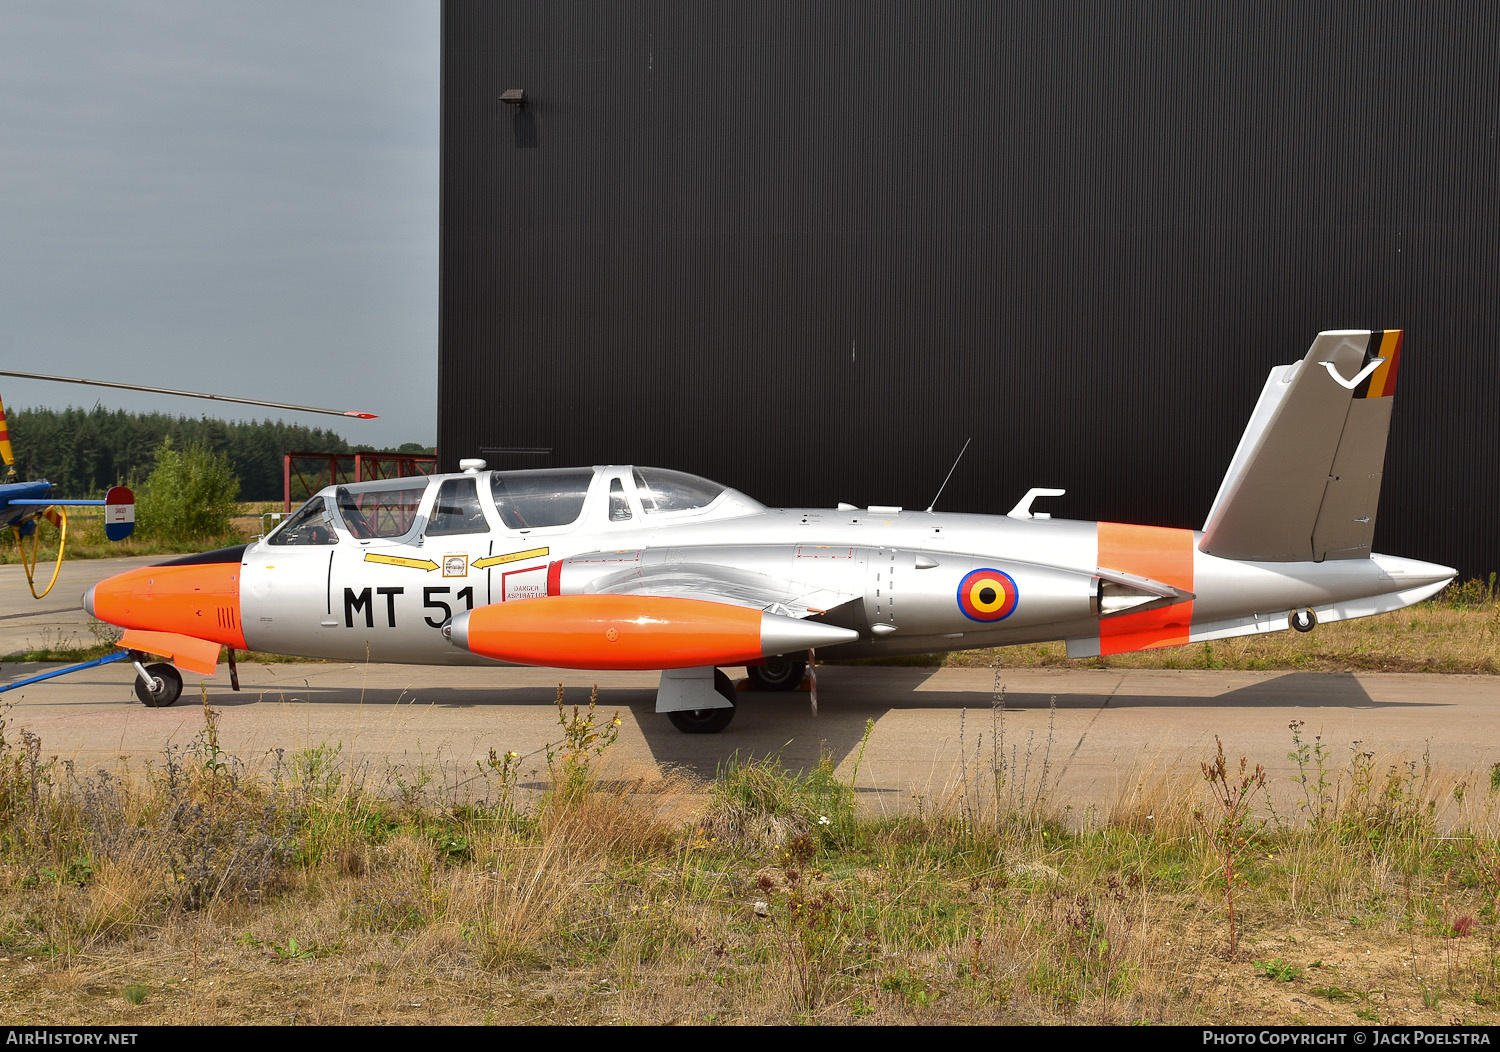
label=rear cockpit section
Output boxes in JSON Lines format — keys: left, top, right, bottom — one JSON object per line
{"left": 632, "top": 468, "right": 728, "bottom": 515}
{"left": 611, "top": 466, "right": 764, "bottom": 524}
{"left": 490, "top": 469, "right": 593, "bottom": 530}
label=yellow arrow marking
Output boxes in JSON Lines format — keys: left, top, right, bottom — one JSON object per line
{"left": 363, "top": 553, "right": 440, "bottom": 571}
{"left": 473, "top": 546, "right": 549, "bottom": 569}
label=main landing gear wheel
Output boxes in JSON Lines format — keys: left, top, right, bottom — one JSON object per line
{"left": 135, "top": 662, "right": 183, "bottom": 707}
{"left": 745, "top": 653, "right": 808, "bottom": 692}
{"left": 666, "top": 669, "right": 737, "bottom": 734}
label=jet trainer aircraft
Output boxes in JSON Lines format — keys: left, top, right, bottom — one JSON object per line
{"left": 84, "top": 331, "right": 1455, "bottom": 732}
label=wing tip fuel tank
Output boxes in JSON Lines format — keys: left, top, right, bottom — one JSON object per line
{"left": 445, "top": 594, "right": 857, "bottom": 670}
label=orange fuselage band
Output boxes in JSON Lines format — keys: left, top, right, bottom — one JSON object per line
{"left": 1097, "top": 522, "right": 1196, "bottom": 655}
{"left": 462, "top": 593, "right": 765, "bottom": 670}
{"left": 91, "top": 563, "right": 247, "bottom": 650}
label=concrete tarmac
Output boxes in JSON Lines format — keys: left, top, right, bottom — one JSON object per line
{"left": 4, "top": 558, "right": 1499, "bottom": 817}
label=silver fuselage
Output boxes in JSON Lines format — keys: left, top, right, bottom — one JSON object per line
{"left": 237, "top": 465, "right": 1451, "bottom": 666}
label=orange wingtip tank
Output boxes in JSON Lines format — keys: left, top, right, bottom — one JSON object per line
{"left": 84, "top": 563, "right": 247, "bottom": 650}
{"left": 445, "top": 594, "right": 857, "bottom": 670}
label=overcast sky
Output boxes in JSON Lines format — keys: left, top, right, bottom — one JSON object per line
{"left": 0, "top": 1, "right": 439, "bottom": 448}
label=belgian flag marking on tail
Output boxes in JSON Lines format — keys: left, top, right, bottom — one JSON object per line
{"left": 1356, "top": 329, "right": 1403, "bottom": 399}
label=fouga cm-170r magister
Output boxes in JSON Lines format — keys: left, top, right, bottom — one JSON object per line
{"left": 84, "top": 330, "right": 1454, "bottom": 733}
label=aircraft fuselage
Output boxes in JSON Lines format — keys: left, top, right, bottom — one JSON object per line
{"left": 88, "top": 464, "right": 1453, "bottom": 670}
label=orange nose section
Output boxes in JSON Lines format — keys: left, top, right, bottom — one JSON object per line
{"left": 88, "top": 562, "right": 248, "bottom": 650}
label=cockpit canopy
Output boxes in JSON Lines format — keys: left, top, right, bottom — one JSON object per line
{"left": 264, "top": 464, "right": 761, "bottom": 546}
{"left": 630, "top": 467, "right": 728, "bottom": 515}
{"left": 490, "top": 468, "right": 594, "bottom": 530}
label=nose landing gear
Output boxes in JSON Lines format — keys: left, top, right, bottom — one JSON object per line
{"left": 130, "top": 654, "right": 184, "bottom": 707}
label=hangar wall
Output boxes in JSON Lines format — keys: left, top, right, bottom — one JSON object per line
{"left": 439, "top": 1, "right": 1499, "bottom": 579}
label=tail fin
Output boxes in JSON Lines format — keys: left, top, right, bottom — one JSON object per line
{"left": 1199, "top": 329, "right": 1403, "bottom": 562}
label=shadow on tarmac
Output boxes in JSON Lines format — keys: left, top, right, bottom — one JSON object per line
{"left": 190, "top": 664, "right": 1401, "bottom": 781}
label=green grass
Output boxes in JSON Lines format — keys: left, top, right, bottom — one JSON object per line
{"left": 0, "top": 503, "right": 268, "bottom": 566}
{"left": 1254, "top": 957, "right": 1303, "bottom": 982}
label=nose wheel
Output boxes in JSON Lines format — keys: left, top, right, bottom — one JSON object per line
{"left": 132, "top": 660, "right": 183, "bottom": 707}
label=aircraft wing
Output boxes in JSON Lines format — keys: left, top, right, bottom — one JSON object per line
{"left": 559, "top": 553, "right": 863, "bottom": 618}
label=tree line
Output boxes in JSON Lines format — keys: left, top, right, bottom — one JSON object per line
{"left": 4, "top": 406, "right": 431, "bottom": 502}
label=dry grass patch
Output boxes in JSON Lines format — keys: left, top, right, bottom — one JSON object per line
{"left": 9, "top": 694, "right": 1500, "bottom": 1023}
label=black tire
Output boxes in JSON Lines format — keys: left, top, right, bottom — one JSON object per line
{"left": 1291, "top": 609, "right": 1318, "bottom": 633}
{"left": 135, "top": 663, "right": 183, "bottom": 707}
{"left": 666, "top": 669, "right": 737, "bottom": 734}
{"left": 745, "top": 653, "right": 807, "bottom": 692}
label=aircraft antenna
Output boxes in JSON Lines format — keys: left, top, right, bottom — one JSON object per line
{"left": 926, "top": 437, "right": 972, "bottom": 513}
{"left": 0, "top": 371, "right": 377, "bottom": 420}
